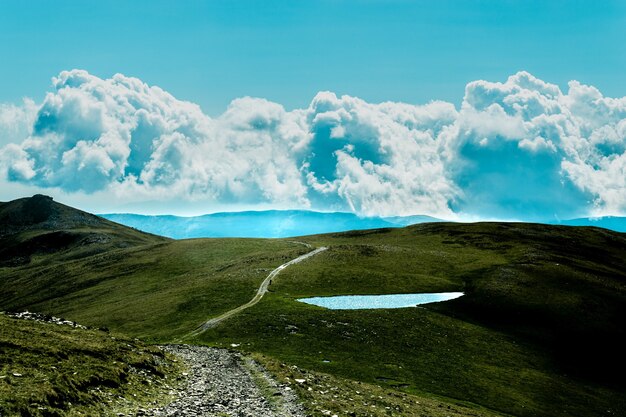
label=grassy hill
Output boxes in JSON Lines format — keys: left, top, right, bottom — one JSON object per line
{"left": 196, "top": 223, "right": 626, "bottom": 417}
{"left": 1, "top": 196, "right": 625, "bottom": 416}
{"left": 0, "top": 194, "right": 167, "bottom": 267}
{"left": 0, "top": 237, "right": 311, "bottom": 340}
{"left": 0, "top": 312, "right": 180, "bottom": 416}
{"left": 0, "top": 196, "right": 310, "bottom": 340}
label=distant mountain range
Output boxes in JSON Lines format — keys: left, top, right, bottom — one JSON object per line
{"left": 100, "top": 211, "right": 443, "bottom": 239}
{"left": 549, "top": 216, "right": 626, "bottom": 233}
{"left": 100, "top": 210, "right": 626, "bottom": 239}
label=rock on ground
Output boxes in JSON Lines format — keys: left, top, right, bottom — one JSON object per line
{"left": 141, "top": 345, "right": 306, "bottom": 417}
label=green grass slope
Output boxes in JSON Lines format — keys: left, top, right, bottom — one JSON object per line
{"left": 255, "top": 353, "right": 505, "bottom": 417}
{"left": 0, "top": 194, "right": 167, "bottom": 267}
{"left": 0, "top": 195, "right": 309, "bottom": 340}
{"left": 2, "top": 196, "right": 625, "bottom": 416}
{"left": 196, "top": 223, "right": 626, "bottom": 417}
{"left": 0, "top": 313, "right": 181, "bottom": 416}
{"left": 0, "top": 238, "right": 309, "bottom": 341}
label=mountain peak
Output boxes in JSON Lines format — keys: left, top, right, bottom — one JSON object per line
{"left": 0, "top": 195, "right": 167, "bottom": 266}
{"left": 21, "top": 194, "right": 55, "bottom": 223}
{"left": 0, "top": 194, "right": 106, "bottom": 237}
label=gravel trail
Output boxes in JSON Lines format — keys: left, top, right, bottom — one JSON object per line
{"left": 185, "top": 246, "right": 327, "bottom": 339}
{"left": 142, "top": 345, "right": 305, "bottom": 417}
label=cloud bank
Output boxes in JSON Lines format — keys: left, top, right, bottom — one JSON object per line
{"left": 1, "top": 70, "right": 625, "bottom": 219}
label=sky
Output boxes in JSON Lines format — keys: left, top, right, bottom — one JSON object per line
{"left": 1, "top": 1, "right": 625, "bottom": 220}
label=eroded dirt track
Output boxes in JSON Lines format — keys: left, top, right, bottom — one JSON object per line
{"left": 142, "top": 345, "right": 305, "bottom": 417}
{"left": 185, "top": 246, "right": 327, "bottom": 338}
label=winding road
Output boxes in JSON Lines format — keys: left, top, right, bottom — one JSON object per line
{"left": 184, "top": 246, "right": 327, "bottom": 339}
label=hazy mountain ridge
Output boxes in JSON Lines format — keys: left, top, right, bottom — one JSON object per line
{"left": 101, "top": 210, "right": 626, "bottom": 239}
{"left": 100, "top": 211, "right": 443, "bottom": 239}
{"left": 551, "top": 216, "right": 626, "bottom": 232}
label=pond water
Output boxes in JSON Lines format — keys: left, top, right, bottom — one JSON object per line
{"left": 297, "top": 292, "right": 464, "bottom": 310}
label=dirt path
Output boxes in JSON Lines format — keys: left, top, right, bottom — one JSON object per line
{"left": 141, "top": 345, "right": 305, "bottom": 417}
{"left": 184, "top": 246, "right": 327, "bottom": 339}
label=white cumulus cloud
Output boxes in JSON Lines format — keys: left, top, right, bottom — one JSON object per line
{"left": 1, "top": 69, "right": 626, "bottom": 219}
{"left": 0, "top": 99, "right": 38, "bottom": 146}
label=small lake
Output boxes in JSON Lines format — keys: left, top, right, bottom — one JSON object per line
{"left": 297, "top": 292, "right": 464, "bottom": 310}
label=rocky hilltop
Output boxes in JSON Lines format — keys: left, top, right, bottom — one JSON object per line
{"left": 0, "top": 194, "right": 167, "bottom": 266}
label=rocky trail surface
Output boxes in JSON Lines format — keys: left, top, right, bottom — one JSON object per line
{"left": 141, "top": 345, "right": 306, "bottom": 417}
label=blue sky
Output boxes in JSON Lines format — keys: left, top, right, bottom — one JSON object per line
{"left": 1, "top": 1, "right": 624, "bottom": 114}
{"left": 1, "top": 1, "right": 625, "bottom": 220}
